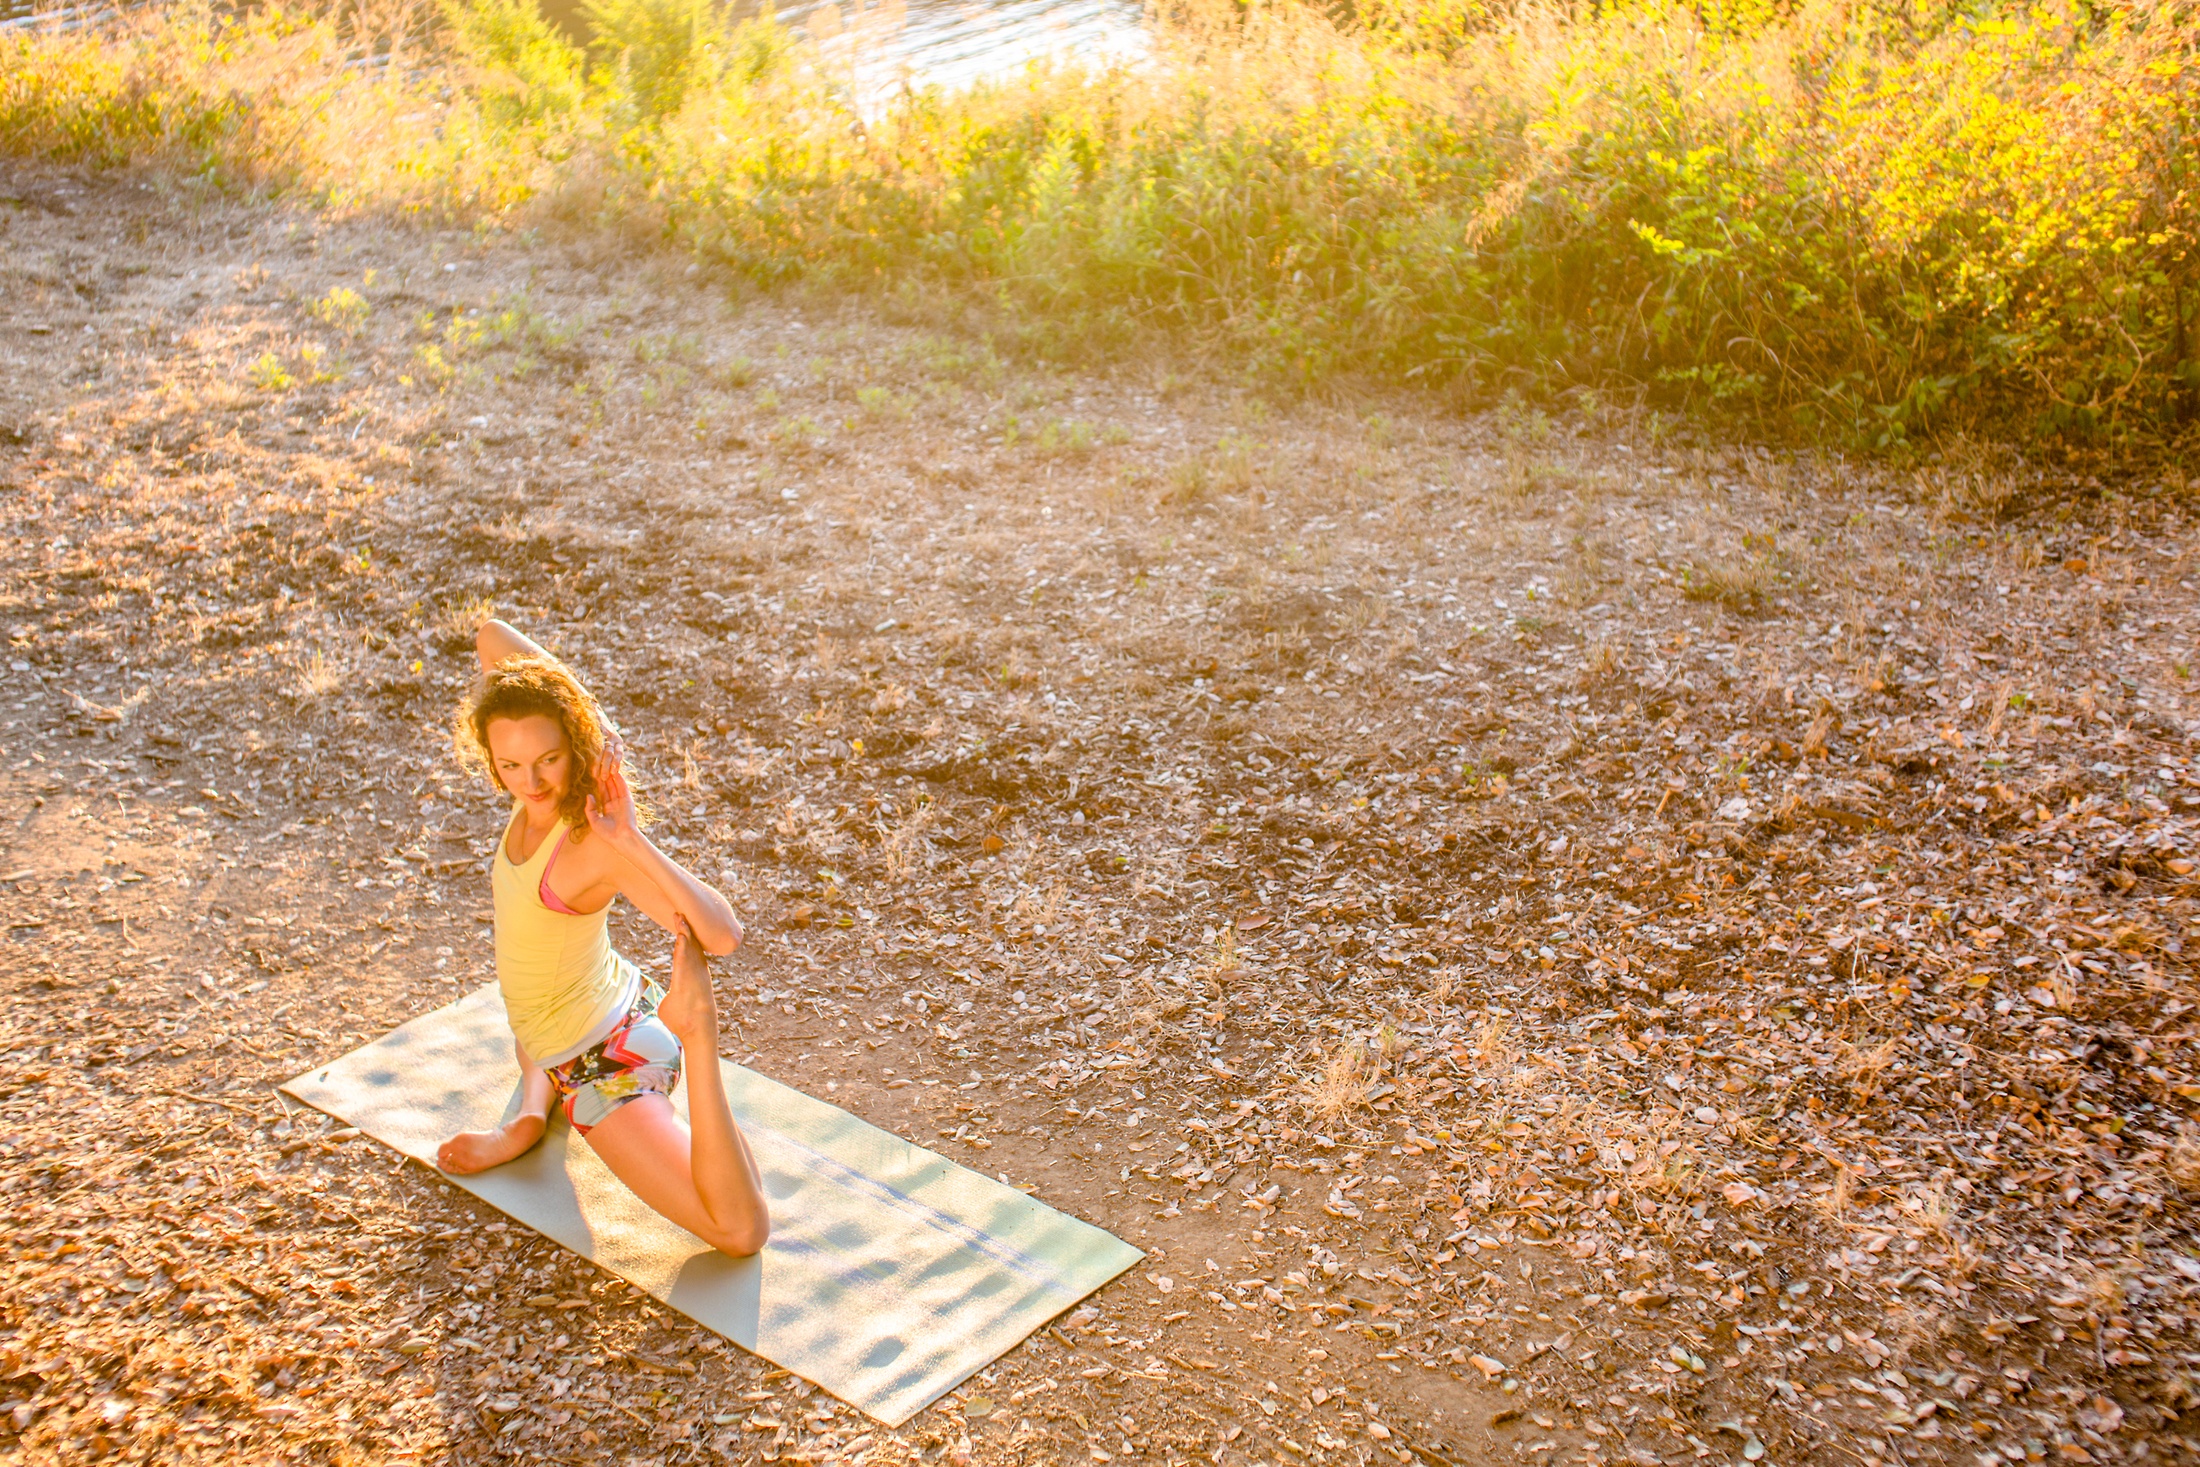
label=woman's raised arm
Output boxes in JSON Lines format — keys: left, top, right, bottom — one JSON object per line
{"left": 589, "top": 753, "right": 744, "bottom": 955}
{"left": 476, "top": 618, "right": 552, "bottom": 679}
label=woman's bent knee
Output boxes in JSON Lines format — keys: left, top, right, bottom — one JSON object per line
{"left": 706, "top": 1215, "right": 770, "bottom": 1258}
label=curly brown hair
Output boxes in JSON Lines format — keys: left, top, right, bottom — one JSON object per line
{"left": 455, "top": 655, "right": 617, "bottom": 843}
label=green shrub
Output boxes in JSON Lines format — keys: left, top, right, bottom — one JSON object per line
{"left": 2, "top": 0, "right": 2192, "bottom": 449}
{"left": 582, "top": 0, "right": 792, "bottom": 120}
{"left": 248, "top": 352, "right": 295, "bottom": 391}
{"left": 312, "top": 284, "right": 371, "bottom": 336}
{"left": 442, "top": 0, "right": 585, "bottom": 127}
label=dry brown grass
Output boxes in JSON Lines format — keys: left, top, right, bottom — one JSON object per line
{"left": 292, "top": 647, "right": 348, "bottom": 702}
{"left": 1305, "top": 1043, "right": 1371, "bottom": 1122}
{"left": 879, "top": 803, "right": 936, "bottom": 881}
{"left": 430, "top": 595, "right": 496, "bottom": 645}
{"left": 1837, "top": 1034, "right": 1904, "bottom": 1100}
{"left": 1801, "top": 706, "right": 1834, "bottom": 758}
{"left": 1681, "top": 556, "right": 1771, "bottom": 609}
{"left": 2169, "top": 1135, "right": 2200, "bottom": 1194}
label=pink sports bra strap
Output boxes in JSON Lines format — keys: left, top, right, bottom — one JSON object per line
{"left": 538, "top": 829, "right": 581, "bottom": 916}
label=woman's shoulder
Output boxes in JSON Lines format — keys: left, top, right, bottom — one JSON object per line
{"left": 556, "top": 819, "right": 616, "bottom": 866}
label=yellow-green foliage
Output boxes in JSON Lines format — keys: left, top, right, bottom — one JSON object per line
{"left": 247, "top": 351, "right": 295, "bottom": 392}
{"left": 441, "top": 0, "right": 586, "bottom": 128}
{"left": 2, "top": 0, "right": 2192, "bottom": 448}
{"left": 311, "top": 284, "right": 371, "bottom": 335}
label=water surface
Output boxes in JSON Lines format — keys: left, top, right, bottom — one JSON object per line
{"left": 0, "top": 0, "right": 1149, "bottom": 96}
{"left": 757, "top": 0, "right": 1145, "bottom": 99}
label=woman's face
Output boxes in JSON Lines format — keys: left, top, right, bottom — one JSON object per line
{"left": 486, "top": 714, "right": 571, "bottom": 812}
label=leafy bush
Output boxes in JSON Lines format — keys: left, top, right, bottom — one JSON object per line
{"left": 2, "top": 0, "right": 2192, "bottom": 450}
{"left": 441, "top": 0, "right": 585, "bottom": 127}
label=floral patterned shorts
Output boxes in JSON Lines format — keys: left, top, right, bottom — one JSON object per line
{"left": 547, "top": 979, "right": 683, "bottom": 1135}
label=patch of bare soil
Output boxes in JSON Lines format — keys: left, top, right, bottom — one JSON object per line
{"left": 3, "top": 161, "right": 2198, "bottom": 1467}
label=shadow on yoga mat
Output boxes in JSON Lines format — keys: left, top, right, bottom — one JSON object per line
{"left": 281, "top": 983, "right": 1142, "bottom": 1426}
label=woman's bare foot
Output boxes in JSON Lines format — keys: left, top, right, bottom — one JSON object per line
{"left": 659, "top": 917, "right": 719, "bottom": 1048}
{"left": 436, "top": 1114, "right": 546, "bottom": 1175}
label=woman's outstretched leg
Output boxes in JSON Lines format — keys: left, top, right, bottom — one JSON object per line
{"left": 438, "top": 1036, "right": 554, "bottom": 1174}
{"left": 582, "top": 922, "right": 770, "bottom": 1256}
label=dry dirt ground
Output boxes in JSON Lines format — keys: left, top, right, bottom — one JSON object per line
{"left": 3, "top": 160, "right": 2200, "bottom": 1467}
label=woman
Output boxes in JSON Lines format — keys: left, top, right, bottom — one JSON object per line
{"left": 434, "top": 619, "right": 770, "bottom": 1258}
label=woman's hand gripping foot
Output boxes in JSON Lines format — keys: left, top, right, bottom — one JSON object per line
{"left": 659, "top": 915, "right": 719, "bottom": 1051}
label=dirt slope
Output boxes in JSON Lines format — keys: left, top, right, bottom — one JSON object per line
{"left": 2, "top": 161, "right": 2198, "bottom": 1467}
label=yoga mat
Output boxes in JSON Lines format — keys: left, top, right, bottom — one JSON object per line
{"left": 281, "top": 983, "right": 1141, "bottom": 1426}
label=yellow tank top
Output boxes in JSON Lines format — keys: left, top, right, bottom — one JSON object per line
{"left": 491, "top": 810, "right": 637, "bottom": 1067}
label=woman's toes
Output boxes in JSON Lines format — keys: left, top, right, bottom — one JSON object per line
{"left": 437, "top": 1129, "right": 505, "bottom": 1174}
